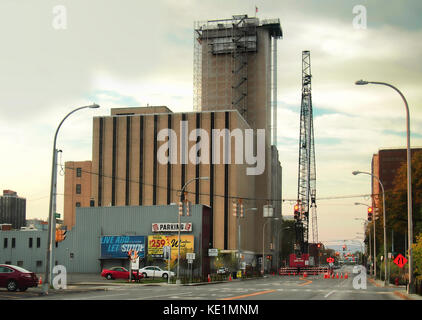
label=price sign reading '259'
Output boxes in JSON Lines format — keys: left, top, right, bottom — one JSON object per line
{"left": 148, "top": 235, "right": 194, "bottom": 258}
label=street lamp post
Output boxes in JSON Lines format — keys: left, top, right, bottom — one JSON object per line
{"left": 353, "top": 171, "right": 388, "bottom": 286}
{"left": 355, "top": 202, "right": 376, "bottom": 278}
{"left": 43, "top": 104, "right": 100, "bottom": 295}
{"left": 176, "top": 176, "right": 209, "bottom": 284}
{"left": 262, "top": 217, "right": 279, "bottom": 275}
{"left": 355, "top": 80, "right": 413, "bottom": 293}
{"left": 355, "top": 218, "right": 371, "bottom": 272}
{"left": 235, "top": 207, "right": 257, "bottom": 273}
{"left": 277, "top": 226, "right": 292, "bottom": 269}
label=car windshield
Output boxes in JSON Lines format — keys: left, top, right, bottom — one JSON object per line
{"left": 10, "top": 266, "right": 31, "bottom": 273}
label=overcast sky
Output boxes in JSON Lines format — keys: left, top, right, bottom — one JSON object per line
{"left": 1, "top": 0, "right": 421, "bottom": 247}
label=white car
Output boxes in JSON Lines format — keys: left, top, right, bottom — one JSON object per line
{"left": 139, "top": 266, "right": 175, "bottom": 279}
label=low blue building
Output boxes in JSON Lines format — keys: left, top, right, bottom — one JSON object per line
{"left": 0, "top": 204, "right": 211, "bottom": 278}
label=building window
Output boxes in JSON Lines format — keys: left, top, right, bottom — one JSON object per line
{"left": 37, "top": 237, "right": 41, "bottom": 248}
{"left": 36, "top": 261, "right": 42, "bottom": 267}
{"left": 12, "top": 238, "right": 15, "bottom": 248}
{"left": 3, "top": 238, "right": 7, "bottom": 248}
{"left": 76, "top": 184, "right": 81, "bottom": 194}
{"left": 76, "top": 202, "right": 81, "bottom": 207}
{"left": 76, "top": 167, "right": 82, "bottom": 177}
{"left": 28, "top": 238, "right": 33, "bottom": 248}
{"left": 17, "top": 261, "right": 23, "bottom": 267}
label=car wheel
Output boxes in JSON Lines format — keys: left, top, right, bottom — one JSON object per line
{"left": 19, "top": 287, "right": 28, "bottom": 292}
{"left": 7, "top": 280, "right": 18, "bottom": 292}
{"left": 106, "top": 274, "right": 113, "bottom": 280}
{"left": 162, "top": 273, "right": 168, "bottom": 279}
{"left": 142, "top": 272, "right": 147, "bottom": 278}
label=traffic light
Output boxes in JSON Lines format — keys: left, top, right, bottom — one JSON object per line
{"left": 185, "top": 200, "right": 190, "bottom": 216}
{"left": 294, "top": 203, "right": 300, "bottom": 220}
{"left": 233, "top": 201, "right": 238, "bottom": 217}
{"left": 317, "top": 243, "right": 321, "bottom": 249}
{"left": 178, "top": 202, "right": 183, "bottom": 216}
{"left": 367, "top": 207, "right": 373, "bottom": 221}
{"left": 55, "top": 229, "right": 66, "bottom": 244}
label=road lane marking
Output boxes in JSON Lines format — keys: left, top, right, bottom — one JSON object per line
{"left": 138, "top": 291, "right": 193, "bottom": 300}
{"left": 394, "top": 291, "right": 413, "bottom": 300}
{"left": 324, "top": 290, "right": 336, "bottom": 298}
{"left": 298, "top": 280, "right": 313, "bottom": 286}
{"left": 219, "top": 289, "right": 276, "bottom": 300}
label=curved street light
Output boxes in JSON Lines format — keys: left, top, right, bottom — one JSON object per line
{"left": 43, "top": 103, "right": 100, "bottom": 295}
{"left": 235, "top": 207, "right": 257, "bottom": 272}
{"left": 355, "top": 80, "right": 413, "bottom": 293}
{"left": 176, "top": 176, "right": 209, "bottom": 284}
{"left": 353, "top": 170, "right": 387, "bottom": 286}
{"left": 262, "top": 217, "right": 280, "bottom": 275}
{"left": 355, "top": 203, "right": 376, "bottom": 277}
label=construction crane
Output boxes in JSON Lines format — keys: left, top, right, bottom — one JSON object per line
{"left": 293, "top": 50, "right": 318, "bottom": 260}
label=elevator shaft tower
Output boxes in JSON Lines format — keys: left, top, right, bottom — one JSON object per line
{"left": 295, "top": 50, "right": 318, "bottom": 256}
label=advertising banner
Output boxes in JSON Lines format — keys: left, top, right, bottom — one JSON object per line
{"left": 147, "top": 235, "right": 194, "bottom": 259}
{"left": 100, "top": 235, "right": 146, "bottom": 259}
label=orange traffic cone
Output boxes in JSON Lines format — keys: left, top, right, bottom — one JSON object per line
{"left": 208, "top": 274, "right": 211, "bottom": 282}
{"left": 39, "top": 276, "right": 42, "bottom": 285}
{"left": 345, "top": 273, "right": 348, "bottom": 279}
{"left": 340, "top": 273, "right": 343, "bottom": 279}
{"left": 303, "top": 272, "right": 307, "bottom": 278}
{"left": 229, "top": 274, "right": 232, "bottom": 281}
{"left": 336, "top": 273, "right": 339, "bottom": 279}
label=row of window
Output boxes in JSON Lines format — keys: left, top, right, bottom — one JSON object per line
{"left": 3, "top": 237, "right": 41, "bottom": 249}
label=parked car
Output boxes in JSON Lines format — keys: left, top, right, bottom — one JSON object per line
{"left": 216, "top": 267, "right": 229, "bottom": 275}
{"left": 138, "top": 266, "right": 174, "bottom": 279}
{"left": 101, "top": 266, "right": 144, "bottom": 280}
{"left": 0, "top": 264, "right": 38, "bottom": 292}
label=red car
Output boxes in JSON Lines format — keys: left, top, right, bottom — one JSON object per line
{"left": 101, "top": 266, "right": 144, "bottom": 280}
{"left": 0, "top": 264, "right": 38, "bottom": 292}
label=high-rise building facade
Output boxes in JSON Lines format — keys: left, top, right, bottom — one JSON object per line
{"left": 0, "top": 190, "right": 26, "bottom": 229}
{"left": 371, "top": 147, "right": 422, "bottom": 209}
{"left": 63, "top": 161, "right": 92, "bottom": 230}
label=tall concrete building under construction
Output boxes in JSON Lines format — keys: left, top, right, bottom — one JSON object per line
{"left": 194, "top": 14, "right": 283, "bottom": 250}
{"left": 63, "top": 15, "right": 283, "bottom": 271}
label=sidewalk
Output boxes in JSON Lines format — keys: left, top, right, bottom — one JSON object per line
{"left": 369, "top": 277, "right": 422, "bottom": 300}
{"left": 34, "top": 273, "right": 257, "bottom": 291}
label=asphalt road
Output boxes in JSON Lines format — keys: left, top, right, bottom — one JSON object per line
{"left": 17, "top": 265, "right": 403, "bottom": 301}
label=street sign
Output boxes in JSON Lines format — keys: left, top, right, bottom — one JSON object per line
{"left": 163, "top": 246, "right": 171, "bottom": 260}
{"left": 131, "top": 257, "right": 139, "bottom": 270}
{"left": 187, "top": 259, "right": 193, "bottom": 264}
{"left": 186, "top": 252, "right": 196, "bottom": 260}
{"left": 208, "top": 248, "right": 218, "bottom": 257}
{"left": 54, "top": 213, "right": 61, "bottom": 218}
{"left": 393, "top": 253, "right": 407, "bottom": 268}
{"left": 327, "top": 257, "right": 335, "bottom": 264}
